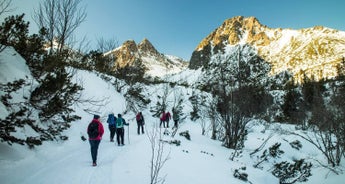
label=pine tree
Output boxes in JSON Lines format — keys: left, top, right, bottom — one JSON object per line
{"left": 282, "top": 86, "right": 307, "bottom": 126}
{"left": 189, "top": 90, "right": 200, "bottom": 121}
{"left": 0, "top": 14, "right": 28, "bottom": 52}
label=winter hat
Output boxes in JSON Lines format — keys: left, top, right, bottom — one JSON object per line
{"left": 118, "top": 114, "right": 122, "bottom": 118}
{"left": 94, "top": 114, "right": 100, "bottom": 119}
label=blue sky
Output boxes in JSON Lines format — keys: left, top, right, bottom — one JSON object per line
{"left": 3, "top": 0, "right": 345, "bottom": 60}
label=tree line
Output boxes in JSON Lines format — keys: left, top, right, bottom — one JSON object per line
{"left": 188, "top": 44, "right": 345, "bottom": 168}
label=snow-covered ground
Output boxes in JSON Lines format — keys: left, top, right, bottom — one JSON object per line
{"left": 0, "top": 47, "right": 345, "bottom": 184}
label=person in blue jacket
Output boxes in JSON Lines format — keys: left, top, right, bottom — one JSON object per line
{"left": 107, "top": 113, "right": 117, "bottom": 142}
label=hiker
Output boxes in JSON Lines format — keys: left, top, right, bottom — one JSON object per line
{"left": 115, "top": 114, "right": 129, "bottom": 146}
{"left": 165, "top": 111, "right": 171, "bottom": 128}
{"left": 136, "top": 112, "right": 145, "bottom": 134}
{"left": 172, "top": 108, "right": 179, "bottom": 129}
{"left": 87, "top": 114, "right": 104, "bottom": 166}
{"left": 107, "top": 113, "right": 117, "bottom": 142}
{"left": 160, "top": 111, "right": 166, "bottom": 128}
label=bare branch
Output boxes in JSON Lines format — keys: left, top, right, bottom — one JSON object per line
{"left": 96, "top": 36, "right": 119, "bottom": 53}
{"left": 0, "top": 0, "right": 13, "bottom": 16}
{"left": 33, "top": 0, "right": 86, "bottom": 54}
{"left": 148, "top": 124, "right": 170, "bottom": 184}
{"left": 33, "top": 0, "right": 57, "bottom": 53}
{"left": 250, "top": 133, "right": 274, "bottom": 156}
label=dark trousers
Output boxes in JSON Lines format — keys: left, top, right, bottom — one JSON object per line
{"left": 173, "top": 119, "right": 178, "bottom": 128}
{"left": 137, "top": 121, "right": 144, "bottom": 134}
{"left": 166, "top": 119, "right": 170, "bottom": 127}
{"left": 89, "top": 140, "right": 101, "bottom": 163}
{"left": 160, "top": 120, "right": 168, "bottom": 128}
{"left": 109, "top": 126, "right": 116, "bottom": 140}
{"left": 116, "top": 128, "right": 125, "bottom": 145}
{"left": 160, "top": 120, "right": 170, "bottom": 128}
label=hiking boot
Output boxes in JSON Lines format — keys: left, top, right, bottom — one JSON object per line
{"left": 92, "top": 162, "right": 97, "bottom": 166}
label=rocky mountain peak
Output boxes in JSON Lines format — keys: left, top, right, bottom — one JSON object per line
{"left": 122, "top": 40, "right": 138, "bottom": 53}
{"left": 220, "top": 16, "right": 265, "bottom": 36}
{"left": 138, "top": 38, "right": 160, "bottom": 57}
{"left": 107, "top": 38, "right": 187, "bottom": 77}
{"left": 196, "top": 16, "right": 269, "bottom": 51}
{"left": 110, "top": 40, "right": 140, "bottom": 68}
{"left": 190, "top": 16, "right": 345, "bottom": 83}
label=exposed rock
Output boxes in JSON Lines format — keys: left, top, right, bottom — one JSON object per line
{"left": 107, "top": 38, "right": 187, "bottom": 77}
{"left": 137, "top": 38, "right": 160, "bottom": 57}
{"left": 110, "top": 40, "right": 140, "bottom": 68}
{"left": 190, "top": 16, "right": 345, "bottom": 82}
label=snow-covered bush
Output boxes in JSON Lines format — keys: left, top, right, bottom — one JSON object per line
{"left": 254, "top": 142, "right": 284, "bottom": 168}
{"left": 272, "top": 159, "right": 312, "bottom": 184}
{"left": 233, "top": 167, "right": 248, "bottom": 182}
{"left": 179, "top": 130, "right": 191, "bottom": 140}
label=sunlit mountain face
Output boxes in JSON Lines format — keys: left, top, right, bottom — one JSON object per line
{"left": 106, "top": 39, "right": 188, "bottom": 78}
{"left": 190, "top": 16, "right": 345, "bottom": 83}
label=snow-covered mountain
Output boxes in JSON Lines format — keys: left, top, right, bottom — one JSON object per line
{"left": 190, "top": 16, "right": 345, "bottom": 83}
{"left": 2, "top": 14, "right": 345, "bottom": 184}
{"left": 106, "top": 38, "right": 188, "bottom": 77}
{"left": 1, "top": 46, "right": 344, "bottom": 184}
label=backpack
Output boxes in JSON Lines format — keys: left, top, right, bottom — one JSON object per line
{"left": 116, "top": 117, "right": 124, "bottom": 128}
{"left": 173, "top": 112, "right": 179, "bottom": 121}
{"left": 136, "top": 113, "right": 142, "bottom": 121}
{"left": 107, "top": 114, "right": 116, "bottom": 127}
{"left": 161, "top": 112, "right": 166, "bottom": 121}
{"left": 88, "top": 121, "right": 99, "bottom": 138}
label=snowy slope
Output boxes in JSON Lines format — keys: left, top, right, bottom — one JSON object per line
{"left": 0, "top": 47, "right": 37, "bottom": 120}
{"left": 0, "top": 48, "right": 345, "bottom": 184}
{"left": 0, "top": 47, "right": 32, "bottom": 83}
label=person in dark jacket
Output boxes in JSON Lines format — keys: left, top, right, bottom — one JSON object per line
{"left": 136, "top": 112, "right": 145, "bottom": 134}
{"left": 115, "top": 114, "right": 129, "bottom": 146}
{"left": 107, "top": 113, "right": 117, "bottom": 142}
{"left": 87, "top": 114, "right": 104, "bottom": 166}
{"left": 172, "top": 108, "right": 179, "bottom": 129}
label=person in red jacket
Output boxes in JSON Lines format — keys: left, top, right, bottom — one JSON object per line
{"left": 136, "top": 112, "right": 145, "bottom": 135}
{"left": 165, "top": 111, "right": 171, "bottom": 128}
{"left": 87, "top": 114, "right": 104, "bottom": 166}
{"left": 160, "top": 111, "right": 166, "bottom": 128}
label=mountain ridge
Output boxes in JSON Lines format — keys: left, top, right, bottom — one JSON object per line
{"left": 190, "top": 16, "right": 345, "bottom": 83}
{"left": 106, "top": 38, "right": 188, "bottom": 77}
